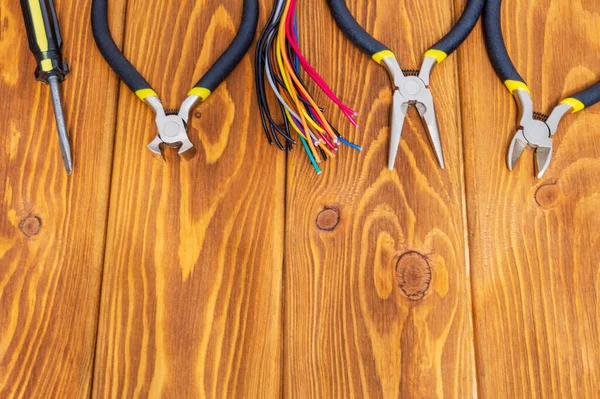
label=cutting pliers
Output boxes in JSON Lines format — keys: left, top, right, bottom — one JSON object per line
{"left": 484, "top": 0, "right": 600, "bottom": 178}
{"left": 91, "top": 0, "right": 258, "bottom": 160}
{"left": 326, "top": 0, "right": 484, "bottom": 170}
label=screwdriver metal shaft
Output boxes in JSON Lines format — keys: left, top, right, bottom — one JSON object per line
{"left": 19, "top": 0, "right": 73, "bottom": 174}
{"left": 48, "top": 76, "right": 73, "bottom": 174}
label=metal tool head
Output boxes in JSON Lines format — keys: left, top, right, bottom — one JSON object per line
{"left": 145, "top": 96, "right": 198, "bottom": 161}
{"left": 508, "top": 121, "right": 553, "bottom": 179}
{"left": 382, "top": 56, "right": 445, "bottom": 170}
{"left": 413, "top": 87, "right": 444, "bottom": 170}
{"left": 508, "top": 91, "right": 571, "bottom": 178}
{"left": 147, "top": 113, "right": 196, "bottom": 161}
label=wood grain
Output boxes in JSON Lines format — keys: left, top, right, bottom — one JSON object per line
{"left": 3, "top": 0, "right": 600, "bottom": 396}
{"left": 0, "top": 0, "right": 121, "bottom": 397}
{"left": 284, "top": 0, "right": 476, "bottom": 396}
{"left": 91, "top": 1, "right": 284, "bottom": 397}
{"left": 460, "top": 0, "right": 600, "bottom": 397}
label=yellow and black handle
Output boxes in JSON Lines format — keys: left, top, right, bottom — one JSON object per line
{"left": 326, "top": 0, "right": 484, "bottom": 65}
{"left": 189, "top": 0, "right": 259, "bottom": 101}
{"left": 91, "top": 0, "right": 152, "bottom": 101}
{"left": 427, "top": 0, "right": 485, "bottom": 63}
{"left": 482, "top": 0, "right": 529, "bottom": 95}
{"left": 19, "top": 0, "right": 69, "bottom": 83}
{"left": 484, "top": 0, "right": 600, "bottom": 112}
{"left": 326, "top": 0, "right": 389, "bottom": 62}
{"left": 91, "top": 0, "right": 259, "bottom": 103}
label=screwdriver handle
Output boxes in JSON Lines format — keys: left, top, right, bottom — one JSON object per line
{"left": 19, "top": 0, "right": 69, "bottom": 83}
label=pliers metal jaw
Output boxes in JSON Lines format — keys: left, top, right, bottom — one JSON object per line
{"left": 382, "top": 56, "right": 444, "bottom": 170}
{"left": 508, "top": 90, "right": 571, "bottom": 178}
{"left": 146, "top": 95, "right": 199, "bottom": 161}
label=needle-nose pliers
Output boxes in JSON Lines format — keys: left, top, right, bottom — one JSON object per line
{"left": 91, "top": 0, "right": 258, "bottom": 160}
{"left": 484, "top": 0, "right": 600, "bottom": 178}
{"left": 326, "top": 0, "right": 484, "bottom": 170}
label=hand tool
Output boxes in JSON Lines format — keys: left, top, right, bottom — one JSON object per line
{"left": 484, "top": 0, "right": 600, "bottom": 179}
{"left": 19, "top": 0, "right": 73, "bottom": 175}
{"left": 255, "top": 0, "right": 360, "bottom": 174}
{"left": 91, "top": 0, "right": 259, "bottom": 161}
{"left": 326, "top": 0, "right": 484, "bottom": 170}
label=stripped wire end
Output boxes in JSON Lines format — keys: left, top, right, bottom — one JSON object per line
{"left": 339, "top": 137, "right": 362, "bottom": 151}
{"left": 254, "top": 0, "right": 360, "bottom": 174}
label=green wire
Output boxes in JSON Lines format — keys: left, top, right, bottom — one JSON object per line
{"left": 300, "top": 136, "right": 321, "bottom": 174}
{"left": 292, "top": 9, "right": 321, "bottom": 174}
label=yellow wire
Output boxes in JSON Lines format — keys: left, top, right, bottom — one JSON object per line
{"left": 301, "top": 109, "right": 325, "bottom": 133}
{"left": 280, "top": 64, "right": 321, "bottom": 161}
{"left": 275, "top": 4, "right": 321, "bottom": 162}
{"left": 277, "top": 76, "right": 324, "bottom": 134}
{"left": 319, "top": 142, "right": 336, "bottom": 158}
{"left": 283, "top": 109, "right": 309, "bottom": 141}
{"left": 276, "top": 3, "right": 338, "bottom": 143}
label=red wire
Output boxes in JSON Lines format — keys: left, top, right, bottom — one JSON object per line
{"left": 284, "top": 0, "right": 358, "bottom": 123}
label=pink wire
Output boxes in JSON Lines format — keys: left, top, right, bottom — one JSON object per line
{"left": 284, "top": 0, "right": 357, "bottom": 121}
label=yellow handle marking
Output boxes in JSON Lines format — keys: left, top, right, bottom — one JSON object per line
{"left": 560, "top": 97, "right": 585, "bottom": 113}
{"left": 424, "top": 49, "right": 448, "bottom": 63}
{"left": 41, "top": 59, "right": 53, "bottom": 72}
{"left": 505, "top": 80, "right": 530, "bottom": 94}
{"left": 28, "top": 0, "right": 49, "bottom": 52}
{"left": 135, "top": 88, "right": 158, "bottom": 101}
{"left": 188, "top": 87, "right": 212, "bottom": 101}
{"left": 372, "top": 50, "right": 395, "bottom": 65}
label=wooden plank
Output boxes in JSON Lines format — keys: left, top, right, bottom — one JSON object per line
{"left": 285, "top": 0, "right": 477, "bottom": 396}
{"left": 461, "top": 0, "right": 600, "bottom": 397}
{"left": 91, "top": 1, "right": 285, "bottom": 397}
{"left": 0, "top": 0, "right": 122, "bottom": 397}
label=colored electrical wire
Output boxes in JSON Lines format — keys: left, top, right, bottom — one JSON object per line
{"left": 254, "top": 0, "right": 361, "bottom": 173}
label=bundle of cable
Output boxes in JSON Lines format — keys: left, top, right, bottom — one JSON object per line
{"left": 255, "top": 0, "right": 361, "bottom": 174}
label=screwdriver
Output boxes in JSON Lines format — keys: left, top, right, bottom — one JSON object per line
{"left": 19, "top": 0, "right": 73, "bottom": 174}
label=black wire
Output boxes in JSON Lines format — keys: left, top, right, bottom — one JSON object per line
{"left": 254, "top": 1, "right": 282, "bottom": 145}
{"left": 277, "top": 102, "right": 296, "bottom": 143}
{"left": 331, "top": 125, "right": 342, "bottom": 138}
{"left": 254, "top": 0, "right": 341, "bottom": 164}
{"left": 255, "top": 0, "right": 293, "bottom": 149}
{"left": 319, "top": 147, "right": 327, "bottom": 161}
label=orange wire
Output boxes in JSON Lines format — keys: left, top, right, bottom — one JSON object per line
{"left": 276, "top": 5, "right": 338, "bottom": 143}
{"left": 276, "top": 0, "right": 323, "bottom": 162}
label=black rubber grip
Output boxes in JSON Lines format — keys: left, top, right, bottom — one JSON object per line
{"left": 194, "top": 0, "right": 259, "bottom": 91}
{"left": 91, "top": 0, "right": 152, "bottom": 94}
{"left": 483, "top": 0, "right": 525, "bottom": 84}
{"left": 326, "top": 0, "right": 389, "bottom": 57}
{"left": 571, "top": 82, "right": 600, "bottom": 109}
{"left": 429, "top": 0, "right": 484, "bottom": 56}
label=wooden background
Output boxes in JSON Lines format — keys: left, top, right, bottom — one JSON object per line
{"left": 1, "top": 0, "right": 599, "bottom": 397}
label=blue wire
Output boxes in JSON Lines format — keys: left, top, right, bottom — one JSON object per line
{"left": 338, "top": 137, "right": 362, "bottom": 151}
{"left": 293, "top": 13, "right": 300, "bottom": 72}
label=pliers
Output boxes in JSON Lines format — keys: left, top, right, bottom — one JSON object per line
{"left": 484, "top": 0, "right": 600, "bottom": 178}
{"left": 326, "top": 0, "right": 484, "bottom": 170}
{"left": 91, "top": 0, "right": 258, "bottom": 160}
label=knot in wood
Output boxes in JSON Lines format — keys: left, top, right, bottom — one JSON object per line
{"left": 395, "top": 251, "right": 431, "bottom": 300}
{"left": 316, "top": 207, "right": 340, "bottom": 231}
{"left": 535, "top": 183, "right": 560, "bottom": 210}
{"left": 19, "top": 216, "right": 42, "bottom": 237}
